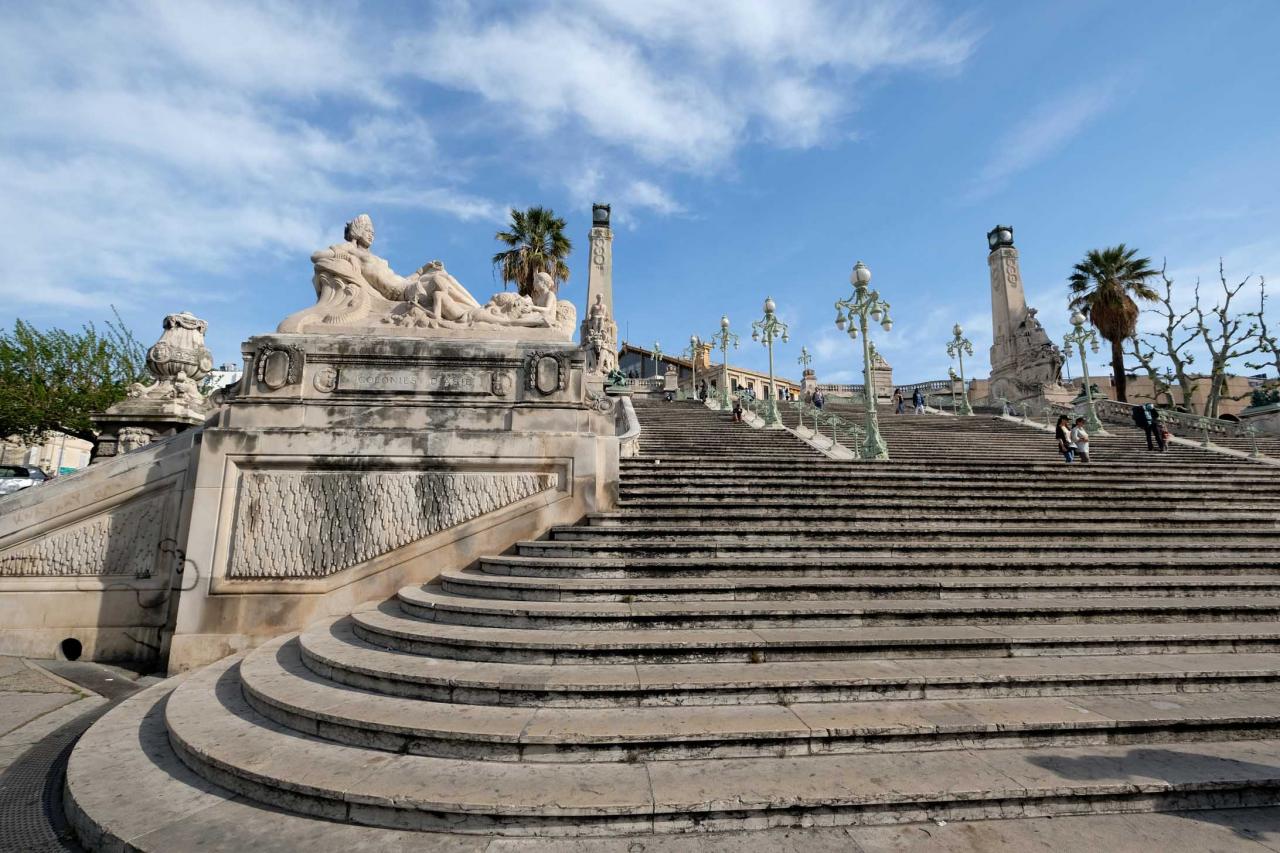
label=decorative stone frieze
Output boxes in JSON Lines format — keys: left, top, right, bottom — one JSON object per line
{"left": 227, "top": 470, "right": 557, "bottom": 579}
{"left": 0, "top": 492, "right": 166, "bottom": 577}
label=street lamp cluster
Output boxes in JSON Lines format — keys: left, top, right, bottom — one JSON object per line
{"left": 1063, "top": 311, "right": 1105, "bottom": 433}
{"left": 751, "top": 296, "right": 790, "bottom": 426}
{"left": 706, "top": 315, "right": 740, "bottom": 410}
{"left": 946, "top": 324, "right": 974, "bottom": 416}
{"left": 833, "top": 261, "right": 893, "bottom": 460}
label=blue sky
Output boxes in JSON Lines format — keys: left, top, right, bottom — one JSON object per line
{"left": 3, "top": 0, "right": 1279, "bottom": 384}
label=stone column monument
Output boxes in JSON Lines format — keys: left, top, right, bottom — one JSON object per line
{"left": 984, "top": 225, "right": 1071, "bottom": 408}
{"left": 580, "top": 203, "right": 618, "bottom": 376}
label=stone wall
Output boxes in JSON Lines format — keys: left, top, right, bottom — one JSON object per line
{"left": 0, "top": 431, "right": 200, "bottom": 664}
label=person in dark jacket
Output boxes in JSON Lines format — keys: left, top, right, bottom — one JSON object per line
{"left": 1132, "top": 403, "right": 1167, "bottom": 451}
{"left": 1055, "top": 415, "right": 1075, "bottom": 463}
{"left": 912, "top": 388, "right": 926, "bottom": 414}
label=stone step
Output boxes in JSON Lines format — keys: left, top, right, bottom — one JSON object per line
{"left": 244, "top": 636, "right": 1280, "bottom": 763}
{"left": 348, "top": 606, "right": 1280, "bottom": 664}
{"left": 618, "top": 482, "right": 1280, "bottom": 498}
{"left": 439, "top": 569, "right": 1280, "bottom": 602}
{"left": 479, "top": 553, "right": 1280, "bottom": 579}
{"left": 163, "top": 656, "right": 1280, "bottom": 835}
{"left": 514, "top": 539, "right": 1278, "bottom": 559}
{"left": 618, "top": 467, "right": 1277, "bottom": 485}
{"left": 585, "top": 510, "right": 1278, "bottom": 529}
{"left": 396, "top": 586, "right": 1280, "bottom": 631}
{"left": 554, "top": 523, "right": 1280, "bottom": 540}
{"left": 301, "top": 620, "right": 1280, "bottom": 707}
{"left": 615, "top": 495, "right": 1280, "bottom": 511}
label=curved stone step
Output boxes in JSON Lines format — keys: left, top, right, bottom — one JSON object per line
{"left": 347, "top": 606, "right": 1280, "bottom": 664}
{"left": 395, "top": 586, "right": 1280, "bottom": 630}
{"left": 438, "top": 569, "right": 1280, "bottom": 602}
{"left": 300, "top": 619, "right": 1280, "bottom": 708}
{"left": 163, "top": 655, "right": 1280, "bottom": 835}
{"left": 244, "top": 635, "right": 1280, "bottom": 763}
{"left": 587, "top": 509, "right": 1278, "bottom": 529}
{"left": 478, "top": 553, "right": 1280, "bottom": 579}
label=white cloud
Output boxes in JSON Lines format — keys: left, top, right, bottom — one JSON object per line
{"left": 970, "top": 82, "right": 1118, "bottom": 199}
{"left": 396, "top": 1, "right": 977, "bottom": 170}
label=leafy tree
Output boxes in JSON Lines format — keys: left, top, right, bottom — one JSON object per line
{"left": 492, "top": 206, "right": 572, "bottom": 297}
{"left": 1068, "top": 244, "right": 1159, "bottom": 402}
{"left": 0, "top": 310, "right": 146, "bottom": 446}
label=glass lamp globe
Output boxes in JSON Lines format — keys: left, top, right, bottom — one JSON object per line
{"left": 882, "top": 319, "right": 893, "bottom": 332}
{"left": 721, "top": 315, "right": 730, "bottom": 330}
{"left": 781, "top": 331, "right": 790, "bottom": 343}
{"left": 953, "top": 324, "right": 963, "bottom": 337}
{"left": 1064, "top": 344, "right": 1074, "bottom": 358}
{"left": 690, "top": 334, "right": 698, "bottom": 347}
{"left": 852, "top": 261, "right": 872, "bottom": 285}
{"left": 1070, "top": 311, "right": 1086, "bottom": 327}
{"left": 751, "top": 330, "right": 759, "bottom": 342}
{"left": 1090, "top": 339, "right": 1100, "bottom": 354}
{"left": 847, "top": 326, "right": 859, "bottom": 340}
{"left": 998, "top": 229, "right": 1012, "bottom": 244}
{"left": 835, "top": 313, "right": 847, "bottom": 331}
{"left": 870, "top": 306, "right": 883, "bottom": 322}
{"left": 763, "top": 297, "right": 776, "bottom": 315}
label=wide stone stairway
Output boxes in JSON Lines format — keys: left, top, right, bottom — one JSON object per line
{"left": 67, "top": 396, "right": 1280, "bottom": 847}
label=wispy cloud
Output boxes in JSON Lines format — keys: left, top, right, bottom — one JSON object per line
{"left": 967, "top": 81, "right": 1119, "bottom": 201}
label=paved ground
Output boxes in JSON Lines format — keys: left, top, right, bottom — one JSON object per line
{"left": 4, "top": 653, "right": 1280, "bottom": 851}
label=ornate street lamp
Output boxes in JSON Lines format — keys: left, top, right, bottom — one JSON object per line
{"left": 797, "top": 346, "right": 812, "bottom": 372}
{"left": 751, "top": 296, "right": 790, "bottom": 427}
{"left": 833, "top": 260, "right": 892, "bottom": 460}
{"left": 946, "top": 323, "right": 975, "bottom": 416}
{"left": 707, "top": 315, "right": 740, "bottom": 409}
{"left": 651, "top": 341, "right": 664, "bottom": 378}
{"left": 1063, "top": 311, "right": 1105, "bottom": 434}
{"left": 682, "top": 334, "right": 702, "bottom": 400}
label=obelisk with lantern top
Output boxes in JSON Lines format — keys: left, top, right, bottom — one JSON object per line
{"left": 984, "top": 225, "right": 1070, "bottom": 408}
{"left": 580, "top": 203, "right": 619, "bottom": 375}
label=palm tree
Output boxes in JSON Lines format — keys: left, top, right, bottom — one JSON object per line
{"left": 1068, "top": 244, "right": 1159, "bottom": 402}
{"left": 492, "top": 207, "right": 572, "bottom": 297}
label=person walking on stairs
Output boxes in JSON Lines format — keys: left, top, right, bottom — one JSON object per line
{"left": 1070, "top": 417, "right": 1091, "bottom": 463}
{"left": 893, "top": 388, "right": 904, "bottom": 414}
{"left": 813, "top": 390, "right": 825, "bottom": 410}
{"left": 1132, "top": 403, "right": 1167, "bottom": 452}
{"left": 912, "top": 388, "right": 925, "bottom": 415}
{"left": 1055, "top": 415, "right": 1076, "bottom": 463}
{"left": 732, "top": 396, "right": 743, "bottom": 423}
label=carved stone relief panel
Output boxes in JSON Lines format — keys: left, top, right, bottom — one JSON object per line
{"left": 525, "top": 352, "right": 568, "bottom": 395}
{"left": 0, "top": 492, "right": 167, "bottom": 577}
{"left": 227, "top": 469, "right": 557, "bottom": 579}
{"left": 256, "top": 344, "right": 303, "bottom": 390}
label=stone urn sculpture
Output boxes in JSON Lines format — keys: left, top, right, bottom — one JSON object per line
{"left": 91, "top": 311, "right": 217, "bottom": 461}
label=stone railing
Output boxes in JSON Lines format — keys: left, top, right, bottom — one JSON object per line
{"left": 623, "top": 377, "right": 664, "bottom": 392}
{"left": 788, "top": 401, "right": 866, "bottom": 458}
{"left": 1092, "top": 398, "right": 1261, "bottom": 453}
{"left": 617, "top": 396, "right": 642, "bottom": 458}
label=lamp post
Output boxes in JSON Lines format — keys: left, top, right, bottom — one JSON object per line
{"left": 751, "top": 296, "right": 790, "bottom": 427}
{"left": 708, "top": 315, "right": 739, "bottom": 409}
{"left": 834, "top": 260, "right": 893, "bottom": 460}
{"left": 797, "top": 346, "right": 812, "bottom": 372}
{"left": 946, "top": 323, "right": 975, "bottom": 416}
{"left": 682, "top": 335, "right": 702, "bottom": 400}
{"left": 651, "top": 341, "right": 664, "bottom": 379}
{"left": 1063, "top": 311, "right": 1105, "bottom": 434}
{"left": 947, "top": 367, "right": 960, "bottom": 415}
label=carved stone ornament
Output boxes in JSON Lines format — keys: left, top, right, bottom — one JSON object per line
{"left": 586, "top": 389, "right": 614, "bottom": 414}
{"left": 526, "top": 352, "right": 569, "bottom": 395}
{"left": 122, "top": 311, "right": 215, "bottom": 409}
{"left": 227, "top": 470, "right": 557, "bottom": 579}
{"left": 490, "top": 371, "right": 514, "bottom": 396}
{"left": 277, "top": 214, "right": 577, "bottom": 341}
{"left": 313, "top": 366, "right": 339, "bottom": 393}
{"left": 255, "top": 344, "right": 302, "bottom": 391}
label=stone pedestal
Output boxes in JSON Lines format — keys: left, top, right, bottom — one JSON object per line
{"left": 801, "top": 369, "right": 818, "bottom": 401}
{"left": 871, "top": 352, "right": 894, "bottom": 401}
{"left": 167, "top": 334, "right": 618, "bottom": 672}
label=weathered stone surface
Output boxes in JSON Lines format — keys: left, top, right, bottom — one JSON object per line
{"left": 228, "top": 471, "right": 556, "bottom": 580}
{"left": 0, "top": 491, "right": 165, "bottom": 577}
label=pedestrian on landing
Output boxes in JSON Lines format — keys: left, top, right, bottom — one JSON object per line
{"left": 813, "top": 390, "right": 825, "bottom": 410}
{"left": 1131, "top": 403, "right": 1167, "bottom": 452}
{"left": 698, "top": 379, "right": 707, "bottom": 401}
{"left": 912, "top": 388, "right": 925, "bottom": 415}
{"left": 1055, "top": 415, "right": 1076, "bottom": 463}
{"left": 732, "top": 396, "right": 743, "bottom": 423}
{"left": 893, "top": 388, "right": 904, "bottom": 414}
{"left": 1070, "top": 417, "right": 1091, "bottom": 463}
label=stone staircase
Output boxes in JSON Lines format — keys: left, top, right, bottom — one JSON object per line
{"left": 66, "top": 396, "right": 1280, "bottom": 846}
